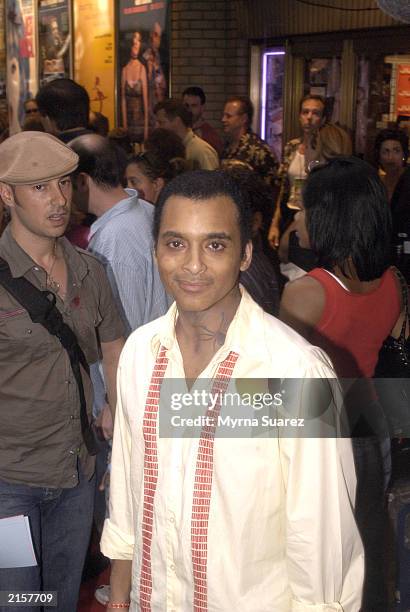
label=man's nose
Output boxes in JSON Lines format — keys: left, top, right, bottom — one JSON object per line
{"left": 182, "top": 245, "right": 206, "bottom": 274}
{"left": 52, "top": 183, "right": 68, "bottom": 205}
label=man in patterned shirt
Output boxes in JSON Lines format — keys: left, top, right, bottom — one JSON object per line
{"left": 221, "top": 95, "right": 278, "bottom": 189}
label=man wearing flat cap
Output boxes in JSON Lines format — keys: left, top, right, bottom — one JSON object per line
{"left": 0, "top": 132, "right": 125, "bottom": 611}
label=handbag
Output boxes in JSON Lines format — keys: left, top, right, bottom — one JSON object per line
{"left": 0, "top": 256, "right": 100, "bottom": 455}
{"left": 374, "top": 267, "right": 410, "bottom": 438}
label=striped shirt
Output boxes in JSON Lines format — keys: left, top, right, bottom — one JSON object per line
{"left": 88, "top": 189, "right": 170, "bottom": 336}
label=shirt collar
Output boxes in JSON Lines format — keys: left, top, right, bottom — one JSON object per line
{"left": 183, "top": 129, "right": 194, "bottom": 146}
{"left": 88, "top": 189, "right": 139, "bottom": 240}
{"left": 0, "top": 223, "right": 89, "bottom": 282}
{"left": 150, "top": 286, "right": 268, "bottom": 364}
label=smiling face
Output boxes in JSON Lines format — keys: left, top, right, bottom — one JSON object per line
{"left": 0, "top": 176, "right": 72, "bottom": 240}
{"left": 126, "top": 161, "right": 163, "bottom": 204}
{"left": 155, "top": 194, "right": 252, "bottom": 314}
{"left": 222, "top": 101, "right": 248, "bottom": 139}
{"left": 379, "top": 139, "right": 404, "bottom": 172}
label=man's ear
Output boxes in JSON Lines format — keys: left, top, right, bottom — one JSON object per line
{"left": 0, "top": 182, "right": 16, "bottom": 210}
{"left": 240, "top": 240, "right": 253, "bottom": 273}
{"left": 153, "top": 177, "right": 165, "bottom": 200}
{"left": 73, "top": 172, "right": 90, "bottom": 192}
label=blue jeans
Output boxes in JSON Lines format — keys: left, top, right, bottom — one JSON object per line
{"left": 0, "top": 466, "right": 95, "bottom": 612}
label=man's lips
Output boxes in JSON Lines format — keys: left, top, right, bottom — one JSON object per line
{"left": 176, "top": 279, "right": 212, "bottom": 292}
{"left": 48, "top": 212, "right": 68, "bottom": 224}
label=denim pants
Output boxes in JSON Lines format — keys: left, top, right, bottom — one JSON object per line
{"left": 0, "top": 467, "right": 95, "bottom": 612}
{"left": 353, "top": 436, "right": 391, "bottom": 612}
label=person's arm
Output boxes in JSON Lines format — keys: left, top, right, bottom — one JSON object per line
{"left": 100, "top": 352, "right": 135, "bottom": 593}
{"left": 278, "top": 220, "right": 297, "bottom": 263}
{"left": 108, "top": 560, "right": 132, "bottom": 608}
{"left": 198, "top": 142, "right": 219, "bottom": 170}
{"left": 101, "top": 336, "right": 125, "bottom": 418}
{"left": 140, "top": 62, "right": 149, "bottom": 141}
{"left": 279, "top": 275, "right": 325, "bottom": 339}
{"left": 121, "top": 67, "right": 127, "bottom": 129}
{"left": 390, "top": 270, "right": 409, "bottom": 339}
{"left": 279, "top": 428, "right": 364, "bottom": 610}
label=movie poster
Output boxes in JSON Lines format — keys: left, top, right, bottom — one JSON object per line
{"left": 38, "top": 0, "right": 71, "bottom": 85}
{"left": 6, "top": 0, "right": 38, "bottom": 133}
{"left": 0, "top": 0, "right": 6, "bottom": 115}
{"left": 396, "top": 64, "right": 410, "bottom": 118}
{"left": 73, "top": 0, "right": 115, "bottom": 129}
{"left": 118, "top": 0, "right": 170, "bottom": 142}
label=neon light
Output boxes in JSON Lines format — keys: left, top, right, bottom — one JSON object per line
{"left": 261, "top": 50, "right": 285, "bottom": 140}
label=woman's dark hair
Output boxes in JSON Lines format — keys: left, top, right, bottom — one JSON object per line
{"left": 374, "top": 128, "right": 409, "bottom": 165}
{"left": 153, "top": 170, "right": 253, "bottom": 255}
{"left": 129, "top": 150, "right": 187, "bottom": 184}
{"left": 303, "top": 156, "right": 392, "bottom": 281}
{"left": 145, "top": 128, "right": 186, "bottom": 161}
{"left": 221, "top": 164, "right": 274, "bottom": 230}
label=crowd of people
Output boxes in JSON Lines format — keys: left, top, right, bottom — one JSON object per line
{"left": 0, "top": 77, "right": 409, "bottom": 612}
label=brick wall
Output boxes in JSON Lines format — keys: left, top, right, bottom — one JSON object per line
{"left": 170, "top": 0, "right": 249, "bottom": 131}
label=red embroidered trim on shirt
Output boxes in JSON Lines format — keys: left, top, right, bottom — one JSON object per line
{"left": 139, "top": 346, "right": 238, "bottom": 611}
{"left": 191, "top": 351, "right": 238, "bottom": 612}
{"left": 139, "top": 346, "right": 168, "bottom": 611}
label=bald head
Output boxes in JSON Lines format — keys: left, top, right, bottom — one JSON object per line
{"left": 69, "top": 134, "right": 128, "bottom": 190}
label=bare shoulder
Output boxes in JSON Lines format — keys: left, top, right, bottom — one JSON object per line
{"left": 279, "top": 275, "right": 325, "bottom": 339}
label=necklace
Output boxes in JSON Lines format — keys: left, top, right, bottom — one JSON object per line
{"left": 46, "top": 241, "right": 61, "bottom": 294}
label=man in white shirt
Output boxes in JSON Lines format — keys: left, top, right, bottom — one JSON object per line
{"left": 101, "top": 170, "right": 364, "bottom": 611}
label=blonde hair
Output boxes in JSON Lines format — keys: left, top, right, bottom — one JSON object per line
{"left": 317, "top": 124, "right": 352, "bottom": 160}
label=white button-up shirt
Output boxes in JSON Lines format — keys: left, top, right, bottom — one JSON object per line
{"left": 101, "top": 289, "right": 364, "bottom": 611}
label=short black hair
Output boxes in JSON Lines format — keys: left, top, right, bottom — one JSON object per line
{"left": 36, "top": 78, "right": 90, "bottom": 132}
{"left": 69, "top": 135, "right": 128, "bottom": 189}
{"left": 182, "top": 86, "right": 206, "bottom": 105}
{"left": 303, "top": 157, "right": 392, "bottom": 281}
{"left": 374, "top": 128, "right": 409, "bottom": 165}
{"left": 154, "top": 99, "right": 192, "bottom": 128}
{"left": 221, "top": 165, "right": 273, "bottom": 230}
{"left": 225, "top": 95, "right": 254, "bottom": 126}
{"left": 153, "top": 170, "right": 253, "bottom": 254}
{"left": 89, "top": 111, "right": 109, "bottom": 137}
{"left": 299, "top": 94, "right": 326, "bottom": 113}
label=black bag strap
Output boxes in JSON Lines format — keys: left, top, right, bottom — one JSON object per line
{"left": 393, "top": 267, "right": 409, "bottom": 342}
{"left": 0, "top": 256, "right": 98, "bottom": 455}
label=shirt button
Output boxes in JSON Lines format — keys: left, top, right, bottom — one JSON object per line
{"left": 65, "top": 380, "right": 71, "bottom": 385}
{"left": 72, "top": 474, "right": 76, "bottom": 479}
{"left": 70, "top": 415, "right": 74, "bottom": 420}
{"left": 69, "top": 450, "right": 75, "bottom": 455}
{"left": 26, "top": 329, "right": 32, "bottom": 335}
{"left": 170, "top": 564, "right": 176, "bottom": 572}
{"left": 33, "top": 266, "right": 39, "bottom": 271}
{"left": 169, "top": 517, "right": 175, "bottom": 524}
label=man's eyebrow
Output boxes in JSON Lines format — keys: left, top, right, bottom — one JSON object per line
{"left": 160, "top": 230, "right": 233, "bottom": 241}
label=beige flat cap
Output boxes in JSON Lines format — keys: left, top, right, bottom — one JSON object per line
{"left": 0, "top": 131, "right": 79, "bottom": 184}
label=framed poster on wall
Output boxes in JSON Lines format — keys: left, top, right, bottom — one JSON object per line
{"left": 0, "top": 0, "right": 6, "bottom": 116}
{"left": 38, "top": 0, "right": 72, "bottom": 85}
{"left": 118, "top": 0, "right": 170, "bottom": 142}
{"left": 6, "top": 0, "right": 38, "bottom": 133}
{"left": 73, "top": 0, "right": 115, "bottom": 129}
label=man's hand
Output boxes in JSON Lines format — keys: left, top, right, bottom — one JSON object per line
{"left": 95, "top": 403, "right": 114, "bottom": 440}
{"left": 268, "top": 222, "right": 280, "bottom": 249}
